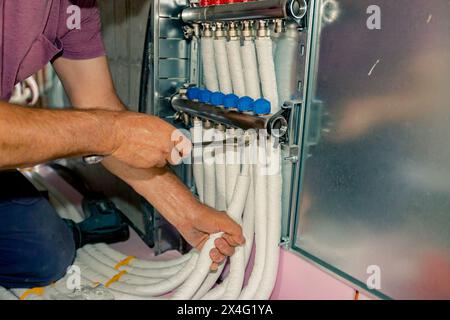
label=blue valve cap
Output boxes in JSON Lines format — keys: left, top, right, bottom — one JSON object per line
{"left": 237, "top": 96, "right": 254, "bottom": 112}
{"left": 253, "top": 98, "right": 271, "bottom": 115}
{"left": 198, "top": 89, "right": 212, "bottom": 103}
{"left": 223, "top": 94, "right": 239, "bottom": 109}
{"left": 210, "top": 92, "right": 226, "bottom": 106}
{"left": 186, "top": 87, "right": 200, "bottom": 100}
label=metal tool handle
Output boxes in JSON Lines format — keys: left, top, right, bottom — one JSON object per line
{"left": 82, "top": 155, "right": 104, "bottom": 165}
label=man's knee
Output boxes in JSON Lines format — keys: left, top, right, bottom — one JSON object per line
{"left": 0, "top": 198, "right": 76, "bottom": 288}
{"left": 28, "top": 227, "right": 76, "bottom": 287}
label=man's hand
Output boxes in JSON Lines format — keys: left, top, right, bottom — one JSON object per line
{"left": 176, "top": 204, "right": 245, "bottom": 271}
{"left": 109, "top": 112, "right": 190, "bottom": 169}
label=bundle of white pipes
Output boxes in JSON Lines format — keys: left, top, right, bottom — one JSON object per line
{"left": 202, "top": 20, "right": 279, "bottom": 112}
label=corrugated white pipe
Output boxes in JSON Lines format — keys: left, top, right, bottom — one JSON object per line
{"left": 192, "top": 263, "right": 225, "bottom": 300}
{"left": 93, "top": 243, "right": 193, "bottom": 270}
{"left": 75, "top": 261, "right": 161, "bottom": 300}
{"left": 0, "top": 286, "right": 17, "bottom": 300}
{"left": 226, "top": 130, "right": 241, "bottom": 207}
{"left": 199, "top": 169, "right": 255, "bottom": 300}
{"left": 221, "top": 162, "right": 251, "bottom": 300}
{"left": 239, "top": 137, "right": 268, "bottom": 300}
{"left": 226, "top": 39, "right": 246, "bottom": 97}
{"left": 201, "top": 37, "right": 219, "bottom": 92}
{"left": 10, "top": 289, "right": 45, "bottom": 300}
{"left": 241, "top": 40, "right": 261, "bottom": 99}
{"left": 214, "top": 38, "right": 233, "bottom": 94}
{"left": 242, "top": 169, "right": 255, "bottom": 266}
{"left": 275, "top": 26, "right": 299, "bottom": 105}
{"left": 192, "top": 166, "right": 251, "bottom": 300}
{"left": 255, "top": 37, "right": 279, "bottom": 113}
{"left": 202, "top": 147, "right": 256, "bottom": 300}
{"left": 78, "top": 248, "right": 176, "bottom": 282}
{"left": 214, "top": 128, "right": 227, "bottom": 211}
{"left": 191, "top": 119, "right": 205, "bottom": 202}
{"left": 76, "top": 252, "right": 199, "bottom": 297}
{"left": 188, "top": 129, "right": 228, "bottom": 299}
{"left": 170, "top": 233, "right": 222, "bottom": 300}
{"left": 254, "top": 139, "right": 282, "bottom": 299}
{"left": 47, "top": 272, "right": 97, "bottom": 299}
{"left": 203, "top": 127, "right": 216, "bottom": 208}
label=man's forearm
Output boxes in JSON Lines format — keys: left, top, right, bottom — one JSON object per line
{"left": 0, "top": 101, "right": 116, "bottom": 169}
{"left": 102, "top": 158, "right": 202, "bottom": 229}
{"left": 93, "top": 103, "right": 202, "bottom": 229}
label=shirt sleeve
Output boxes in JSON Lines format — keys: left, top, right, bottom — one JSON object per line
{"left": 59, "top": 0, "right": 106, "bottom": 60}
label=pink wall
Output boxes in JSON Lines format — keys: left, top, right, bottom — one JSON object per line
{"left": 271, "top": 249, "right": 373, "bottom": 300}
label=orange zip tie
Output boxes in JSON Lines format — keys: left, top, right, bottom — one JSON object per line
{"left": 114, "top": 256, "right": 135, "bottom": 270}
{"left": 19, "top": 287, "right": 45, "bottom": 300}
{"left": 105, "top": 270, "right": 127, "bottom": 288}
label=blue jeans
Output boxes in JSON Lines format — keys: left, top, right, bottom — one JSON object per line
{"left": 0, "top": 171, "right": 76, "bottom": 288}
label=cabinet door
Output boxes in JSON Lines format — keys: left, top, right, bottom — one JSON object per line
{"left": 293, "top": 0, "right": 450, "bottom": 299}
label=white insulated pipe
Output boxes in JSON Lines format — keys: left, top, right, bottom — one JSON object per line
{"left": 226, "top": 37, "right": 246, "bottom": 97}
{"left": 203, "top": 127, "right": 216, "bottom": 208}
{"left": 225, "top": 129, "right": 241, "bottom": 207}
{"left": 76, "top": 252, "right": 199, "bottom": 298}
{"left": 11, "top": 289, "right": 45, "bottom": 300}
{"left": 221, "top": 158, "right": 251, "bottom": 299}
{"left": 74, "top": 260, "right": 162, "bottom": 300}
{"left": 191, "top": 119, "right": 205, "bottom": 202}
{"left": 193, "top": 164, "right": 251, "bottom": 300}
{"left": 214, "top": 38, "right": 233, "bottom": 94}
{"left": 201, "top": 36, "right": 219, "bottom": 92}
{"left": 214, "top": 128, "right": 227, "bottom": 211}
{"left": 191, "top": 129, "right": 228, "bottom": 299}
{"left": 79, "top": 247, "right": 180, "bottom": 281}
{"left": 0, "top": 286, "right": 18, "bottom": 300}
{"left": 93, "top": 243, "right": 193, "bottom": 270}
{"left": 213, "top": 24, "right": 233, "bottom": 94}
{"left": 241, "top": 40, "right": 261, "bottom": 99}
{"left": 275, "top": 23, "right": 299, "bottom": 105}
{"left": 172, "top": 234, "right": 224, "bottom": 300}
{"left": 239, "top": 137, "right": 268, "bottom": 300}
{"left": 256, "top": 36, "right": 279, "bottom": 113}
{"left": 254, "top": 139, "right": 282, "bottom": 299}
{"left": 201, "top": 141, "right": 256, "bottom": 300}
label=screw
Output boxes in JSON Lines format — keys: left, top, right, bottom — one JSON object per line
{"left": 284, "top": 155, "right": 299, "bottom": 163}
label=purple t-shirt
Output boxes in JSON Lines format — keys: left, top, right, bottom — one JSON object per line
{"left": 0, "top": 0, "right": 106, "bottom": 101}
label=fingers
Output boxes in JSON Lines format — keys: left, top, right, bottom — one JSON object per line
{"left": 222, "top": 234, "right": 240, "bottom": 247}
{"left": 209, "top": 248, "right": 226, "bottom": 265}
{"left": 214, "top": 237, "right": 235, "bottom": 257}
{"left": 208, "top": 237, "right": 239, "bottom": 271}
{"left": 210, "top": 262, "right": 219, "bottom": 271}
